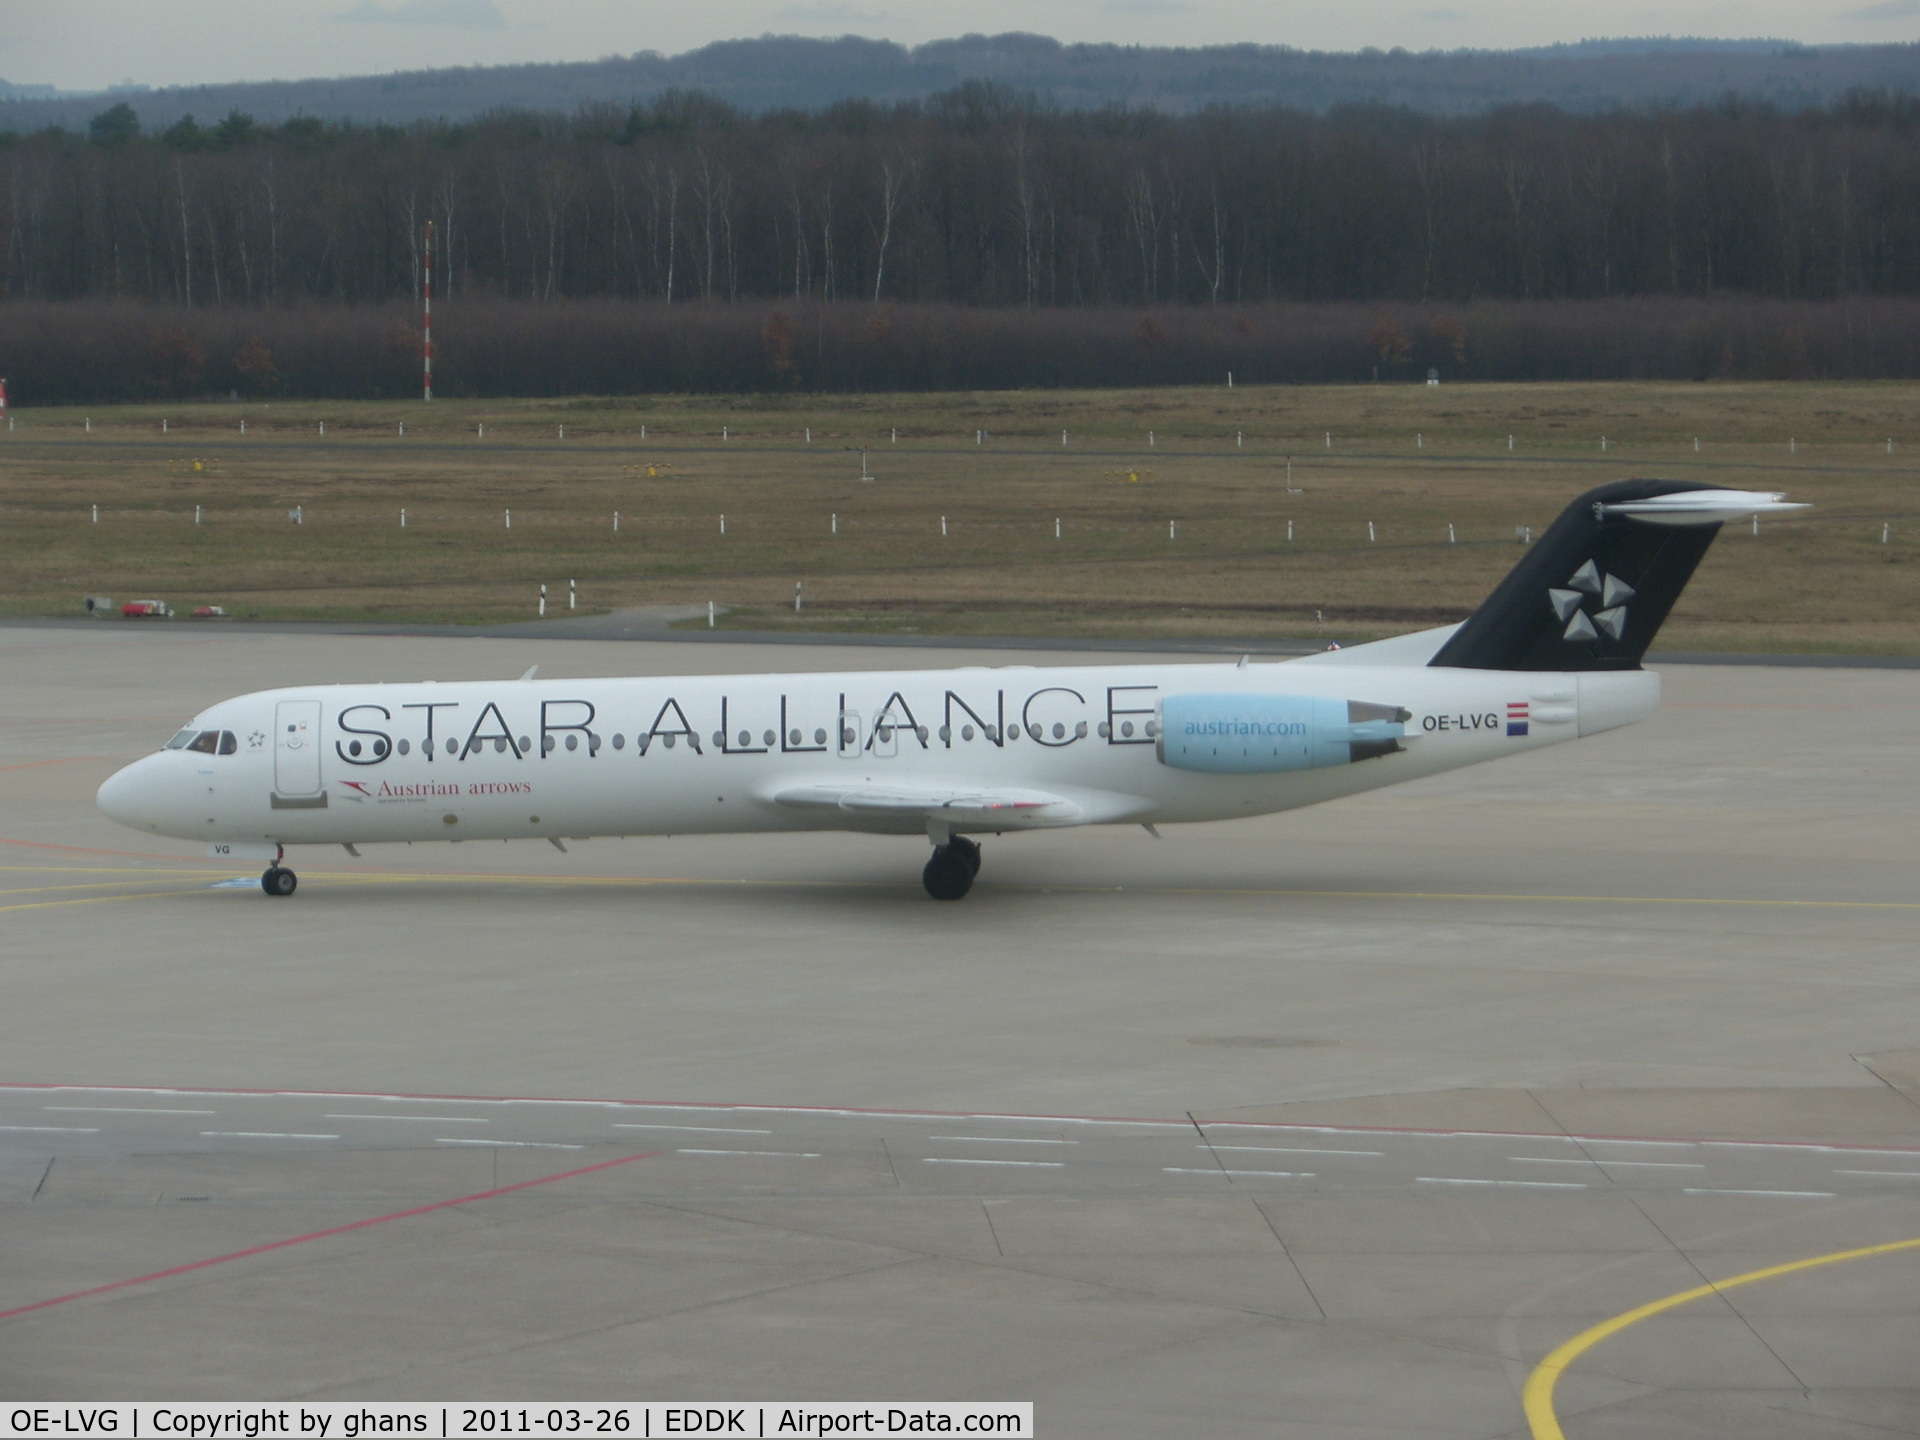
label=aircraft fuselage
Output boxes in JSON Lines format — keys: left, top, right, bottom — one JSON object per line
{"left": 97, "top": 658, "right": 1658, "bottom": 849}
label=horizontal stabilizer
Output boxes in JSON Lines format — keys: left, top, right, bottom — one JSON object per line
{"left": 1597, "top": 489, "right": 1808, "bottom": 525}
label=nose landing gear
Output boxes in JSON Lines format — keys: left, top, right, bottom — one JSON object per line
{"left": 260, "top": 845, "right": 297, "bottom": 897}
{"left": 922, "top": 834, "right": 981, "bottom": 901}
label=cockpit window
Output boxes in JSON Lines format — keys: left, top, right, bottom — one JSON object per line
{"left": 217, "top": 731, "right": 238, "bottom": 755}
{"left": 165, "top": 729, "right": 198, "bottom": 750}
{"left": 185, "top": 730, "right": 220, "bottom": 754}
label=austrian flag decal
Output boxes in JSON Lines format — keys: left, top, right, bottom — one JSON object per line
{"left": 1506, "top": 701, "right": 1529, "bottom": 737}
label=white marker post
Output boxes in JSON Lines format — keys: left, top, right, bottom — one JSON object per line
{"left": 708, "top": 601, "right": 715, "bottom": 628}
{"left": 539, "top": 584, "right": 547, "bottom": 618}
{"left": 831, "top": 513, "right": 837, "bottom": 535}
{"left": 504, "top": 509, "right": 511, "bottom": 530}
{"left": 1054, "top": 518, "right": 1061, "bottom": 539}
{"left": 940, "top": 516, "right": 947, "bottom": 537}
{"left": 720, "top": 514, "right": 726, "bottom": 535}
{"left": 1286, "top": 519, "right": 1293, "bottom": 542}
{"left": 194, "top": 505, "right": 201, "bottom": 525}
{"left": 613, "top": 511, "right": 620, "bottom": 532}
{"left": 1448, "top": 523, "right": 1456, "bottom": 543}
{"left": 1368, "top": 522, "right": 1376, "bottom": 543}
{"left": 795, "top": 582, "right": 803, "bottom": 613}
{"left": 569, "top": 578, "right": 576, "bottom": 611}
{"left": 401, "top": 509, "right": 407, "bottom": 528}
{"left": 1168, "top": 520, "right": 1176, "bottom": 540}
{"left": 92, "top": 504, "right": 98, "bottom": 524}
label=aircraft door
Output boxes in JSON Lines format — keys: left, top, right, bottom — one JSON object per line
{"left": 274, "top": 700, "right": 323, "bottom": 795}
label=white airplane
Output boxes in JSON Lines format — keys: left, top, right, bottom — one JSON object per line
{"left": 98, "top": 480, "right": 1802, "bottom": 900}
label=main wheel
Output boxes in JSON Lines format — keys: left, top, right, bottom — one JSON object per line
{"left": 261, "top": 866, "right": 298, "bottom": 897}
{"left": 949, "top": 835, "right": 982, "bottom": 876}
{"left": 922, "top": 846, "right": 975, "bottom": 901}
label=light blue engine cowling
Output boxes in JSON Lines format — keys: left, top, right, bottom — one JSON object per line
{"left": 1157, "top": 694, "right": 1411, "bottom": 774}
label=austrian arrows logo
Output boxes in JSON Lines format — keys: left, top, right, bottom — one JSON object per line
{"left": 1548, "top": 560, "right": 1634, "bottom": 644}
{"left": 337, "top": 781, "right": 373, "bottom": 800}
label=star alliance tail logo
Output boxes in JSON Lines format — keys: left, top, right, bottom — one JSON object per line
{"left": 1548, "top": 560, "right": 1634, "bottom": 643}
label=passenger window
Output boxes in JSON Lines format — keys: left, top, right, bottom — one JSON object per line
{"left": 165, "top": 729, "right": 198, "bottom": 750}
{"left": 186, "top": 731, "right": 220, "bottom": 754}
{"left": 217, "top": 731, "right": 238, "bottom": 755}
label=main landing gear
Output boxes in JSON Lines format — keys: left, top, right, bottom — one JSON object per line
{"left": 261, "top": 846, "right": 297, "bottom": 897}
{"left": 923, "top": 835, "right": 981, "bottom": 901}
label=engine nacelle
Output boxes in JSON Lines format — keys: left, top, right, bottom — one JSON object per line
{"left": 1157, "top": 694, "right": 1409, "bottom": 774}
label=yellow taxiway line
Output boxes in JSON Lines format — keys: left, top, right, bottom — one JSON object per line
{"left": 1524, "top": 1236, "right": 1920, "bottom": 1439}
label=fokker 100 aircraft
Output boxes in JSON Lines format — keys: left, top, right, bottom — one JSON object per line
{"left": 98, "top": 479, "right": 1801, "bottom": 900}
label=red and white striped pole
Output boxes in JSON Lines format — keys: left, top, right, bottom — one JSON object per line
{"left": 422, "top": 220, "right": 434, "bottom": 403}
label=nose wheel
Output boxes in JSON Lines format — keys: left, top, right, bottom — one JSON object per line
{"left": 922, "top": 836, "right": 981, "bottom": 901}
{"left": 261, "top": 865, "right": 297, "bottom": 897}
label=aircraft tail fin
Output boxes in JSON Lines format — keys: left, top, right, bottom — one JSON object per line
{"left": 1428, "top": 479, "right": 1805, "bottom": 672}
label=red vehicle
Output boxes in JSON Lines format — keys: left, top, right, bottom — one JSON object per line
{"left": 121, "top": 600, "right": 173, "bottom": 618}
{"left": 190, "top": 605, "right": 226, "bottom": 618}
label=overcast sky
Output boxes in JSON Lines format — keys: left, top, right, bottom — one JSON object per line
{"left": 1, "top": 0, "right": 1914, "bottom": 91}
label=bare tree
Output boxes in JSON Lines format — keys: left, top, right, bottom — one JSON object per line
{"left": 871, "top": 155, "right": 905, "bottom": 302}
{"left": 175, "top": 158, "right": 193, "bottom": 305}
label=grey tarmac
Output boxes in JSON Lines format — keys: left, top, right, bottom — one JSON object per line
{"left": 1, "top": 623, "right": 1918, "bottom": 1437}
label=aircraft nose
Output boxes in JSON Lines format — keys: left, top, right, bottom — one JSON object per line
{"left": 97, "top": 755, "right": 170, "bottom": 832}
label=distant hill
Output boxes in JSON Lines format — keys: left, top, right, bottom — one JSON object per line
{"left": 3, "top": 33, "right": 1918, "bottom": 131}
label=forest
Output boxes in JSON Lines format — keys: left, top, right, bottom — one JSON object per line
{"left": 3, "top": 86, "right": 1919, "bottom": 398}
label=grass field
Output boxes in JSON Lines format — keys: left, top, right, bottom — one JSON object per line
{"left": 2, "top": 381, "right": 1917, "bottom": 651}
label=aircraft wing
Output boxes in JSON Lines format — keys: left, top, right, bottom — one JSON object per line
{"left": 769, "top": 782, "right": 1085, "bottom": 823}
